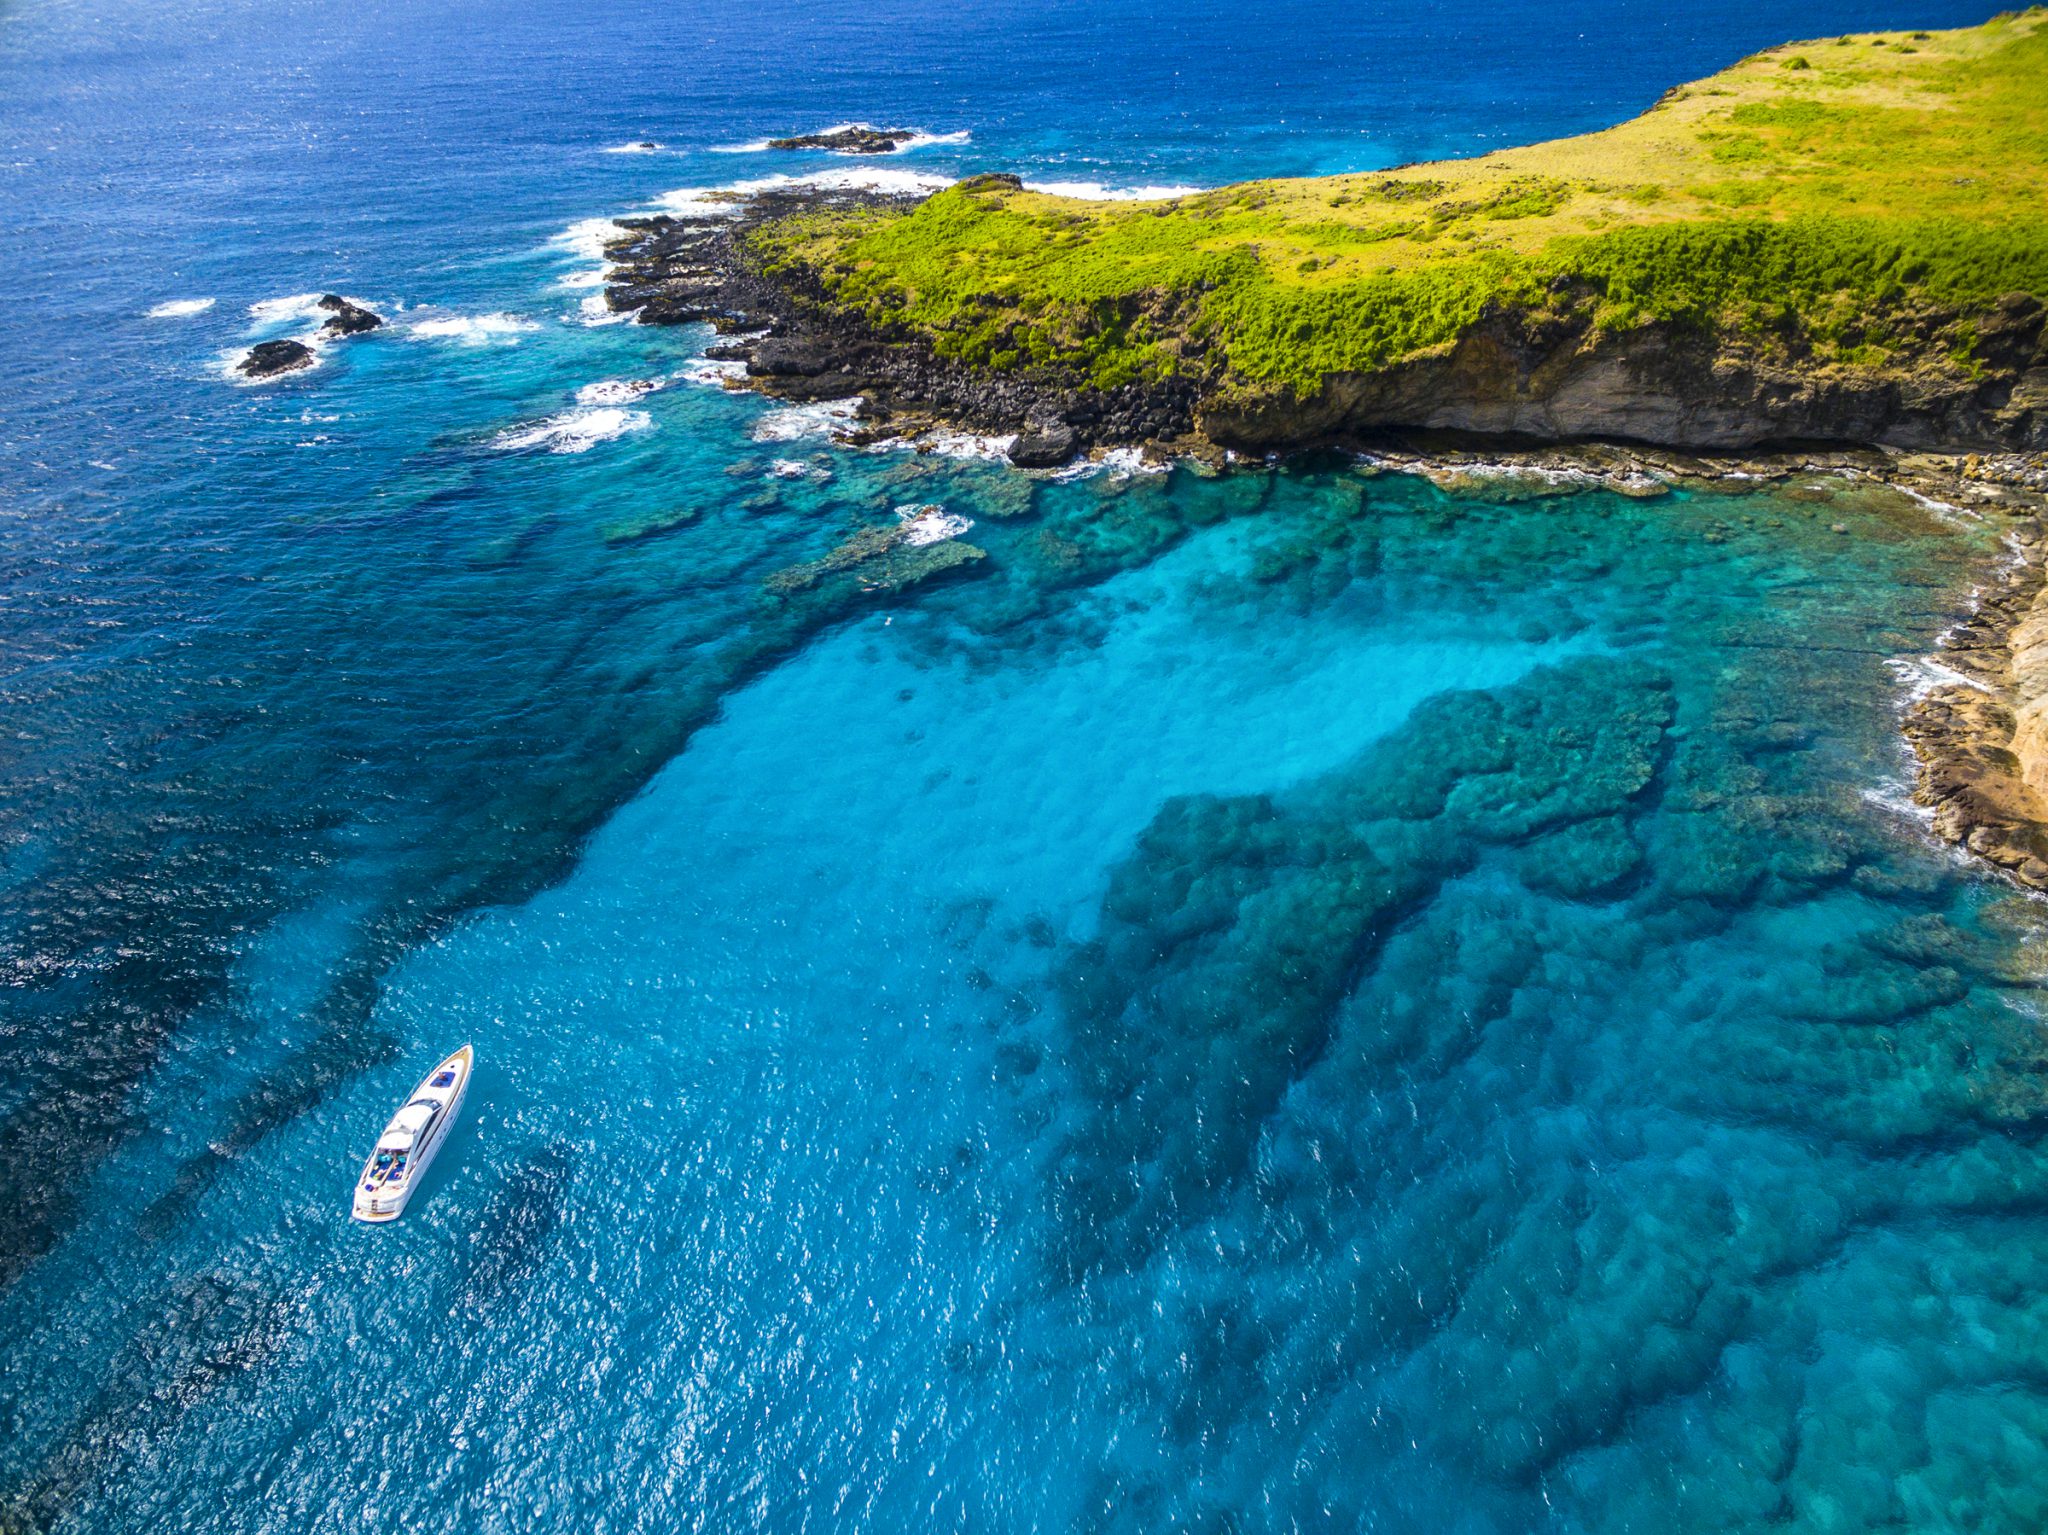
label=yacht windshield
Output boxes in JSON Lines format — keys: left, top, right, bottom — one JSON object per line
{"left": 397, "top": 1101, "right": 440, "bottom": 1137}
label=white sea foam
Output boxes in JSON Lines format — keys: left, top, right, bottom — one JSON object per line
{"left": 652, "top": 186, "right": 749, "bottom": 218}
{"left": 656, "top": 166, "right": 955, "bottom": 217}
{"left": 555, "top": 268, "right": 608, "bottom": 289}
{"left": 248, "top": 292, "right": 328, "bottom": 327}
{"left": 493, "top": 406, "right": 653, "bottom": 455}
{"left": 1023, "top": 180, "right": 1204, "bottom": 201}
{"left": 680, "top": 355, "right": 746, "bottom": 387}
{"left": 769, "top": 459, "right": 811, "bottom": 479}
{"left": 1885, "top": 479, "right": 1971, "bottom": 522}
{"left": 924, "top": 430, "right": 1017, "bottom": 462}
{"left": 554, "top": 216, "right": 624, "bottom": 264}
{"left": 147, "top": 298, "right": 216, "bottom": 318}
{"left": 751, "top": 396, "right": 862, "bottom": 442}
{"left": 575, "top": 378, "right": 665, "bottom": 407}
{"left": 1861, "top": 781, "right": 1937, "bottom": 827}
{"left": 710, "top": 138, "right": 775, "bottom": 155}
{"left": 895, "top": 503, "right": 973, "bottom": 546}
{"left": 1886, "top": 654, "right": 1992, "bottom": 702}
{"left": 1051, "top": 446, "right": 1166, "bottom": 482}
{"left": 578, "top": 293, "right": 630, "bottom": 326}
{"left": 603, "top": 140, "right": 663, "bottom": 154}
{"left": 409, "top": 312, "right": 541, "bottom": 343}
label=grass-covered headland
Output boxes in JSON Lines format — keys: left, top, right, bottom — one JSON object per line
{"left": 744, "top": 12, "right": 2048, "bottom": 450}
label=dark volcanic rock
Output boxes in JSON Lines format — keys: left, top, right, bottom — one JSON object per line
{"left": 766, "top": 125, "right": 917, "bottom": 155}
{"left": 749, "top": 336, "right": 842, "bottom": 378}
{"left": 238, "top": 339, "right": 317, "bottom": 379}
{"left": 1009, "top": 423, "right": 1079, "bottom": 468}
{"left": 316, "top": 293, "right": 382, "bottom": 337}
{"left": 594, "top": 183, "right": 1199, "bottom": 458}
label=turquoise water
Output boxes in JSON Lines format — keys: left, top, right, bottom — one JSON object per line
{"left": 6, "top": 0, "right": 2047, "bottom": 1529}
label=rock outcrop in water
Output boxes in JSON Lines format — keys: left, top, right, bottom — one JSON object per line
{"left": 316, "top": 293, "right": 382, "bottom": 338}
{"left": 237, "top": 338, "right": 317, "bottom": 378}
{"left": 762, "top": 507, "right": 986, "bottom": 596}
{"left": 235, "top": 295, "right": 383, "bottom": 379}
{"left": 766, "top": 125, "right": 918, "bottom": 154}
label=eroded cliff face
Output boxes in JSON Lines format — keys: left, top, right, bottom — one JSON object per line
{"left": 1197, "top": 293, "right": 2048, "bottom": 454}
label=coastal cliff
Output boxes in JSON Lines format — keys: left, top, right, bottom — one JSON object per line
{"left": 711, "top": 12, "right": 2048, "bottom": 460}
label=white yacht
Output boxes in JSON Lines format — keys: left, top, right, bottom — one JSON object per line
{"left": 352, "top": 1044, "right": 472, "bottom": 1223}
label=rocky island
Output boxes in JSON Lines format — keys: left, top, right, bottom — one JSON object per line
{"left": 600, "top": 11, "right": 2048, "bottom": 887}
{"left": 766, "top": 125, "right": 919, "bottom": 155}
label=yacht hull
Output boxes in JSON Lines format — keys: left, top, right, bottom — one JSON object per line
{"left": 351, "top": 1044, "right": 472, "bottom": 1223}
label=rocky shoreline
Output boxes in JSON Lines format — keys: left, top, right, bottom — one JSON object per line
{"left": 600, "top": 179, "right": 1202, "bottom": 467}
{"left": 599, "top": 183, "right": 2048, "bottom": 890}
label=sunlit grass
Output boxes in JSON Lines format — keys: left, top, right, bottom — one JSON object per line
{"left": 750, "top": 10, "right": 2048, "bottom": 395}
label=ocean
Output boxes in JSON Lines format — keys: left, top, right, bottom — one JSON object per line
{"left": 1, "top": 0, "right": 2040, "bottom": 1529}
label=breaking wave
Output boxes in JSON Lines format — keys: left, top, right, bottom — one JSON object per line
{"left": 409, "top": 312, "right": 541, "bottom": 343}
{"left": 492, "top": 406, "right": 653, "bottom": 455}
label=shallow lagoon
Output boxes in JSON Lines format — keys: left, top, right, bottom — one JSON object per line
{"left": 12, "top": 455, "right": 2048, "bottom": 1531}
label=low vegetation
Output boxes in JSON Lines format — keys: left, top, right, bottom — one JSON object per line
{"left": 748, "top": 11, "right": 2048, "bottom": 396}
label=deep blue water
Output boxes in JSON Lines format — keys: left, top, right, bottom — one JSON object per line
{"left": 3, "top": 0, "right": 2043, "bottom": 1530}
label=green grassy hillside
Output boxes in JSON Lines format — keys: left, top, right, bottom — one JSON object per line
{"left": 749, "top": 11, "right": 2048, "bottom": 399}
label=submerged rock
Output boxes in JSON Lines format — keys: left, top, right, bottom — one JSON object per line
{"left": 238, "top": 338, "right": 316, "bottom": 378}
{"left": 600, "top": 507, "right": 700, "bottom": 546}
{"left": 763, "top": 515, "right": 986, "bottom": 596}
